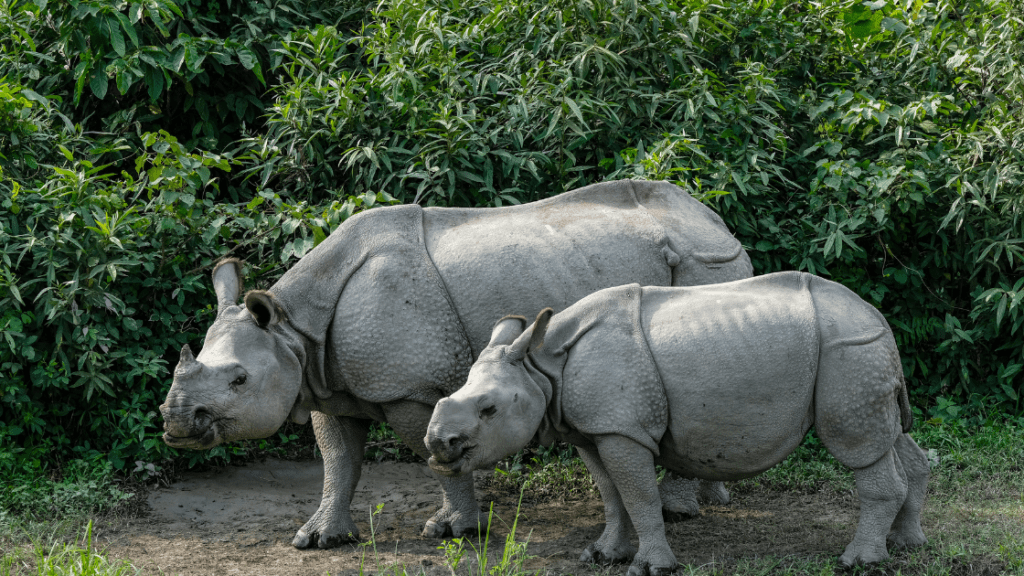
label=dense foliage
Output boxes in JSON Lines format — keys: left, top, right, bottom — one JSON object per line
{"left": 1, "top": 0, "right": 1021, "bottom": 479}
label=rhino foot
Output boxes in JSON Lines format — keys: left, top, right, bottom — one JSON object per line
{"left": 659, "top": 476, "right": 699, "bottom": 521}
{"left": 627, "top": 564, "right": 675, "bottom": 576}
{"left": 292, "top": 529, "right": 357, "bottom": 549}
{"left": 422, "top": 507, "right": 487, "bottom": 538}
{"left": 579, "top": 541, "right": 635, "bottom": 565}
{"left": 292, "top": 507, "right": 360, "bottom": 549}
{"left": 698, "top": 480, "right": 730, "bottom": 506}
{"left": 887, "top": 528, "right": 927, "bottom": 549}
{"left": 625, "top": 544, "right": 677, "bottom": 576}
{"left": 839, "top": 541, "right": 890, "bottom": 566}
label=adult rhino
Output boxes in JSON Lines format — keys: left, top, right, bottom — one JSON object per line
{"left": 159, "top": 179, "right": 751, "bottom": 548}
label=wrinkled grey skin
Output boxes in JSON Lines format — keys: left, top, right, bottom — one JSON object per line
{"left": 426, "top": 272, "right": 929, "bottom": 574}
{"left": 160, "top": 180, "right": 751, "bottom": 548}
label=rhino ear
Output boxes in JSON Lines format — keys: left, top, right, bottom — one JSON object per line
{"left": 488, "top": 316, "right": 527, "bottom": 348}
{"left": 244, "top": 290, "right": 285, "bottom": 329}
{"left": 212, "top": 258, "right": 244, "bottom": 311}
{"left": 508, "top": 308, "right": 554, "bottom": 361}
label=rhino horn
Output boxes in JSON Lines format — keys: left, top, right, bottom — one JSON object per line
{"left": 174, "top": 343, "right": 202, "bottom": 377}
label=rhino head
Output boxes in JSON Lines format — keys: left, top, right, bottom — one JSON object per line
{"left": 159, "top": 259, "right": 311, "bottom": 450}
{"left": 425, "top": 309, "right": 554, "bottom": 477}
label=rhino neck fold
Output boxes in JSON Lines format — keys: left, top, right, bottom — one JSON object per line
{"left": 523, "top": 353, "right": 567, "bottom": 447}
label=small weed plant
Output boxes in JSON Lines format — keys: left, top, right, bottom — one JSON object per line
{"left": 440, "top": 490, "right": 534, "bottom": 576}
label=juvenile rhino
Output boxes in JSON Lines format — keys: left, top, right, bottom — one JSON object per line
{"left": 426, "top": 272, "right": 929, "bottom": 573}
{"left": 159, "top": 180, "right": 751, "bottom": 548}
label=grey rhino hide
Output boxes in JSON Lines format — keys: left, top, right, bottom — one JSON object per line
{"left": 160, "top": 180, "right": 751, "bottom": 547}
{"left": 426, "top": 271, "right": 929, "bottom": 574}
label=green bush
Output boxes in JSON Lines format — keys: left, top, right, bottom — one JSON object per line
{"left": 247, "top": 0, "right": 1024, "bottom": 412}
{"left": 1, "top": 0, "right": 1022, "bottom": 477}
{"left": 0, "top": 87, "right": 389, "bottom": 474}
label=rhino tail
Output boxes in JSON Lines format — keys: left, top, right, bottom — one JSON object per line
{"left": 898, "top": 372, "right": 913, "bottom": 433}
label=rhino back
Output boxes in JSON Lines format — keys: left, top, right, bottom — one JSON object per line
{"left": 629, "top": 180, "right": 752, "bottom": 283}
{"left": 424, "top": 180, "right": 726, "bottom": 356}
{"left": 640, "top": 272, "right": 819, "bottom": 480}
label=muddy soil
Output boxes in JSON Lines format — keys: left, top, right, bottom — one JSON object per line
{"left": 97, "top": 459, "right": 863, "bottom": 576}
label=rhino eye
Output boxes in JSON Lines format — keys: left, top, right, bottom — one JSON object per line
{"left": 480, "top": 405, "right": 496, "bottom": 418}
{"left": 230, "top": 375, "right": 247, "bottom": 387}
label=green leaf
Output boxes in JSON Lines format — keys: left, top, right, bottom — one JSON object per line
{"left": 312, "top": 226, "right": 327, "bottom": 247}
{"left": 116, "top": 70, "right": 133, "bottom": 95}
{"left": 1000, "top": 383, "right": 1018, "bottom": 402}
{"left": 881, "top": 17, "right": 907, "bottom": 35}
{"left": 90, "top": 71, "right": 108, "bottom": 99}
{"left": 236, "top": 47, "right": 257, "bottom": 70}
{"left": 144, "top": 65, "right": 164, "bottom": 101}
{"left": 108, "top": 19, "right": 126, "bottom": 56}
{"left": 114, "top": 11, "right": 139, "bottom": 47}
{"left": 184, "top": 42, "right": 206, "bottom": 73}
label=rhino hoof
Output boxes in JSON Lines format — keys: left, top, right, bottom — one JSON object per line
{"left": 887, "top": 529, "right": 927, "bottom": 549}
{"left": 292, "top": 529, "right": 358, "bottom": 549}
{"left": 698, "top": 481, "right": 731, "bottom": 506}
{"left": 421, "top": 520, "right": 452, "bottom": 539}
{"left": 839, "top": 545, "right": 889, "bottom": 566}
{"left": 579, "top": 543, "right": 633, "bottom": 565}
{"left": 662, "top": 506, "right": 699, "bottom": 523}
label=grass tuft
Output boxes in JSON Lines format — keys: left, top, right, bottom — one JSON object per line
{"left": 0, "top": 522, "right": 140, "bottom": 576}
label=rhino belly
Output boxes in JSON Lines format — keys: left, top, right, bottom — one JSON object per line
{"left": 425, "top": 205, "right": 672, "bottom": 356}
{"left": 641, "top": 279, "right": 818, "bottom": 480}
{"left": 655, "top": 398, "right": 814, "bottom": 481}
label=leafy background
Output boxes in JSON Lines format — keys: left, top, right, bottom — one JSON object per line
{"left": 1, "top": 0, "right": 1021, "bottom": 481}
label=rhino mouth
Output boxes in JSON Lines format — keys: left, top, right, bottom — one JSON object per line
{"left": 427, "top": 446, "right": 475, "bottom": 477}
{"left": 163, "top": 421, "right": 222, "bottom": 449}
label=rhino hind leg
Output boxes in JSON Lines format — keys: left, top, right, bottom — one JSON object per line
{"left": 699, "top": 479, "right": 731, "bottom": 505}
{"left": 658, "top": 474, "right": 699, "bottom": 519}
{"left": 887, "top": 433, "right": 929, "bottom": 549}
{"left": 293, "top": 414, "right": 370, "bottom": 548}
{"left": 577, "top": 445, "right": 637, "bottom": 565}
{"left": 660, "top": 473, "right": 730, "bottom": 521}
{"left": 840, "top": 447, "right": 909, "bottom": 566}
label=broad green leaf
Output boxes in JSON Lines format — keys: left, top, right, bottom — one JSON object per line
{"left": 108, "top": 19, "right": 126, "bottom": 56}
{"left": 114, "top": 11, "right": 139, "bottom": 47}
{"left": 89, "top": 69, "right": 107, "bottom": 99}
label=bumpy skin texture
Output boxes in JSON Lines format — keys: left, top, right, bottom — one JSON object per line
{"left": 159, "top": 180, "right": 750, "bottom": 547}
{"left": 425, "top": 272, "right": 929, "bottom": 573}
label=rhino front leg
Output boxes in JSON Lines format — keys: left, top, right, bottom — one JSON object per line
{"left": 381, "top": 400, "right": 486, "bottom": 538}
{"left": 594, "top": 435, "right": 677, "bottom": 576}
{"left": 293, "top": 413, "right": 370, "bottom": 549}
{"left": 577, "top": 445, "right": 637, "bottom": 565}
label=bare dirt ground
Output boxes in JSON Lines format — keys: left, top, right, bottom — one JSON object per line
{"left": 89, "top": 458, "right": 986, "bottom": 576}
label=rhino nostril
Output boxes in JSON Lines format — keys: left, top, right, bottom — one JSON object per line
{"left": 447, "top": 436, "right": 461, "bottom": 448}
{"left": 192, "top": 405, "right": 211, "bottom": 424}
